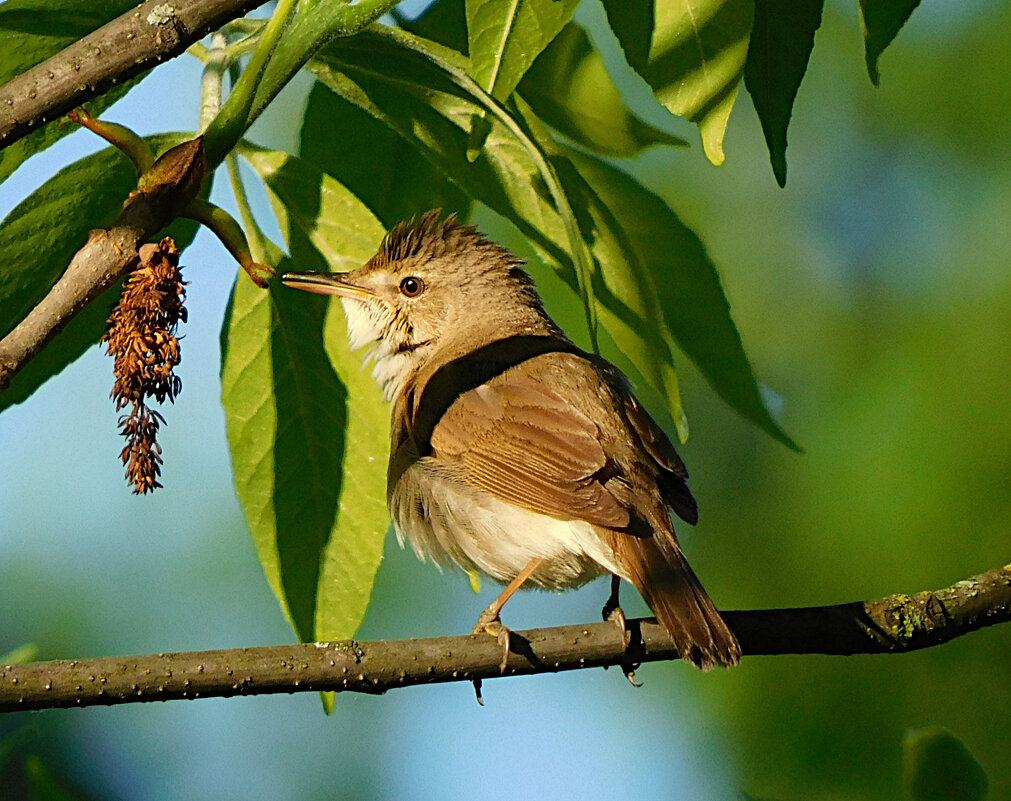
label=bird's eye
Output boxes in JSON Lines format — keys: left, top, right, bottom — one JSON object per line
{"left": 399, "top": 276, "right": 425, "bottom": 297}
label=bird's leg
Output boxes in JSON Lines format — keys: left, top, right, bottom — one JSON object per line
{"left": 602, "top": 574, "right": 631, "bottom": 649}
{"left": 474, "top": 556, "right": 544, "bottom": 673}
{"left": 602, "top": 575, "right": 640, "bottom": 685}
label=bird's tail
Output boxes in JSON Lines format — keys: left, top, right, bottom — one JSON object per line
{"left": 612, "top": 535, "right": 740, "bottom": 670}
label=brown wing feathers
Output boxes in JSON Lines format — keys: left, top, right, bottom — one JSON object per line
{"left": 429, "top": 358, "right": 739, "bottom": 667}
{"left": 622, "top": 391, "right": 698, "bottom": 525}
{"left": 431, "top": 377, "right": 630, "bottom": 528}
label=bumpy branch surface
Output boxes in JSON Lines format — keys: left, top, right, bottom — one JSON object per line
{"left": 0, "top": 0, "right": 268, "bottom": 149}
{"left": 2, "top": 563, "right": 1008, "bottom": 714}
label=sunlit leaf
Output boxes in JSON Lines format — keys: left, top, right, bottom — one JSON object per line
{"left": 222, "top": 146, "right": 388, "bottom": 647}
{"left": 0, "top": 0, "right": 146, "bottom": 185}
{"left": 466, "top": 0, "right": 579, "bottom": 101}
{"left": 903, "top": 727, "right": 988, "bottom": 801}
{"left": 563, "top": 146, "right": 797, "bottom": 448}
{"left": 744, "top": 0, "right": 823, "bottom": 186}
{"left": 516, "top": 100, "right": 690, "bottom": 437}
{"left": 601, "top": 0, "right": 754, "bottom": 165}
{"left": 859, "top": 0, "right": 921, "bottom": 85}
{"left": 520, "top": 22, "right": 688, "bottom": 156}
{"left": 299, "top": 83, "right": 472, "bottom": 228}
{"left": 0, "top": 135, "right": 202, "bottom": 415}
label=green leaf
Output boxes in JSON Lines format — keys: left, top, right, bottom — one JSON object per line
{"left": 858, "top": 0, "right": 921, "bottom": 85}
{"left": 563, "top": 146, "right": 797, "bottom": 449}
{"left": 0, "top": 135, "right": 202, "bottom": 415}
{"left": 0, "top": 643, "right": 38, "bottom": 664}
{"left": 0, "top": 0, "right": 146, "bottom": 185}
{"left": 903, "top": 727, "right": 988, "bottom": 801}
{"left": 744, "top": 0, "right": 823, "bottom": 186}
{"left": 23, "top": 755, "right": 92, "bottom": 801}
{"left": 516, "top": 100, "right": 691, "bottom": 438}
{"left": 399, "top": 0, "right": 469, "bottom": 52}
{"left": 601, "top": 0, "right": 754, "bottom": 165}
{"left": 308, "top": 28, "right": 687, "bottom": 426}
{"left": 519, "top": 22, "right": 688, "bottom": 157}
{"left": 466, "top": 0, "right": 579, "bottom": 101}
{"left": 222, "top": 147, "right": 389, "bottom": 646}
{"left": 299, "top": 83, "right": 472, "bottom": 228}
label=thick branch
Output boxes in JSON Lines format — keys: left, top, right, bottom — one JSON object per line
{"left": 2, "top": 562, "right": 1008, "bottom": 714}
{"left": 0, "top": 0, "right": 268, "bottom": 150}
{"left": 0, "top": 138, "right": 206, "bottom": 389}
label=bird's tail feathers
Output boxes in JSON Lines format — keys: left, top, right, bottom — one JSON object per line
{"left": 612, "top": 535, "right": 740, "bottom": 670}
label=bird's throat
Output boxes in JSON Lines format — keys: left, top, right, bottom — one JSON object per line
{"left": 340, "top": 297, "right": 423, "bottom": 403}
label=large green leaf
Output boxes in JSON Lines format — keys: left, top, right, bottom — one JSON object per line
{"left": 601, "top": 0, "right": 754, "bottom": 165}
{"left": 519, "top": 22, "right": 688, "bottom": 157}
{"left": 563, "top": 147, "right": 797, "bottom": 448}
{"left": 516, "top": 100, "right": 691, "bottom": 438}
{"left": 222, "top": 146, "right": 388, "bottom": 646}
{"left": 307, "top": 27, "right": 690, "bottom": 435}
{"left": 858, "top": 0, "right": 921, "bottom": 85}
{"left": 0, "top": 0, "right": 146, "bottom": 185}
{"left": 0, "top": 135, "right": 202, "bottom": 415}
{"left": 744, "top": 0, "right": 823, "bottom": 186}
{"left": 299, "top": 83, "right": 472, "bottom": 228}
{"left": 903, "top": 727, "right": 988, "bottom": 801}
{"left": 466, "top": 0, "right": 579, "bottom": 101}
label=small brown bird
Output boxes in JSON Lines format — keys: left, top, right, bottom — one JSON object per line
{"left": 283, "top": 211, "right": 740, "bottom": 670}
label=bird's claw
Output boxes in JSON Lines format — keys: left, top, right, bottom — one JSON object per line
{"left": 603, "top": 603, "right": 631, "bottom": 650}
{"left": 473, "top": 614, "right": 511, "bottom": 673}
{"left": 623, "top": 664, "right": 643, "bottom": 687}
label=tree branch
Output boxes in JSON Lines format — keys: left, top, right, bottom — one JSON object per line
{"left": 0, "top": 0, "right": 268, "bottom": 151}
{"left": 2, "top": 562, "right": 1008, "bottom": 714}
{"left": 0, "top": 138, "right": 207, "bottom": 389}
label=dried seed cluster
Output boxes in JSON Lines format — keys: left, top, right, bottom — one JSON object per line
{"left": 102, "top": 237, "right": 187, "bottom": 493}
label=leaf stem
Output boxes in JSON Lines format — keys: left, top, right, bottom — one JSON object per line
{"left": 203, "top": 0, "right": 404, "bottom": 168}
{"left": 199, "top": 34, "right": 229, "bottom": 133}
{"left": 242, "top": 0, "right": 404, "bottom": 135}
{"left": 226, "top": 152, "right": 268, "bottom": 265}
{"left": 203, "top": 0, "right": 300, "bottom": 165}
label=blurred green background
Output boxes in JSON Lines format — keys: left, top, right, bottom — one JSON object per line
{"left": 1, "top": 1, "right": 1009, "bottom": 799}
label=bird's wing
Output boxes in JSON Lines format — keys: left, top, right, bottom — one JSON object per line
{"left": 429, "top": 369, "right": 631, "bottom": 529}
{"left": 621, "top": 392, "right": 698, "bottom": 525}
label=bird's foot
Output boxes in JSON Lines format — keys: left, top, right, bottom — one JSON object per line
{"left": 602, "top": 576, "right": 640, "bottom": 686}
{"left": 473, "top": 609, "right": 512, "bottom": 673}
{"left": 601, "top": 576, "right": 631, "bottom": 650}
{"left": 603, "top": 602, "right": 632, "bottom": 651}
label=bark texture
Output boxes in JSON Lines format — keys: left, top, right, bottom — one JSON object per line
{"left": 2, "top": 562, "right": 1008, "bottom": 713}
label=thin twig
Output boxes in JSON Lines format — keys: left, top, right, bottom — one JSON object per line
{"left": 1, "top": 562, "right": 1008, "bottom": 714}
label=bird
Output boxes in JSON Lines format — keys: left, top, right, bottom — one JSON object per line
{"left": 282, "top": 211, "right": 741, "bottom": 671}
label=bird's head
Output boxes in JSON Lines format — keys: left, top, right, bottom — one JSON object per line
{"left": 283, "top": 211, "right": 555, "bottom": 400}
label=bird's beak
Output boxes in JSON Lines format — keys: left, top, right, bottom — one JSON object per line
{"left": 281, "top": 271, "right": 376, "bottom": 301}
